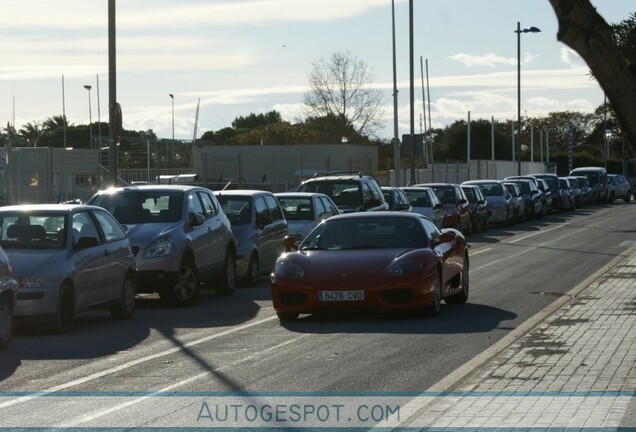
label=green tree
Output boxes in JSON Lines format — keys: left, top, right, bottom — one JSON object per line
{"left": 304, "top": 51, "right": 383, "bottom": 140}
{"left": 549, "top": 1, "right": 636, "bottom": 157}
{"left": 232, "top": 111, "right": 282, "bottom": 129}
{"left": 18, "top": 121, "right": 43, "bottom": 147}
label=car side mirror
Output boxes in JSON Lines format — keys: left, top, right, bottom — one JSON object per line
{"left": 434, "top": 203, "right": 443, "bottom": 210}
{"left": 282, "top": 235, "right": 298, "bottom": 251}
{"left": 74, "top": 236, "right": 98, "bottom": 251}
{"left": 188, "top": 211, "right": 206, "bottom": 226}
{"left": 258, "top": 214, "right": 273, "bottom": 228}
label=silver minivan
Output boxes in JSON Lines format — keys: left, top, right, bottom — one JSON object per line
{"left": 215, "top": 190, "right": 288, "bottom": 287}
{"left": 89, "top": 185, "right": 237, "bottom": 306}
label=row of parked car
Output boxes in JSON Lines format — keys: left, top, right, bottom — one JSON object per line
{"left": 0, "top": 167, "right": 632, "bottom": 348}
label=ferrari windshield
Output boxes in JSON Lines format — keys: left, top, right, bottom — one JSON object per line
{"left": 301, "top": 216, "right": 428, "bottom": 250}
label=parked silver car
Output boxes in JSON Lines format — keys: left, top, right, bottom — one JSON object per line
{"left": 462, "top": 180, "right": 515, "bottom": 226}
{"left": 607, "top": 174, "right": 632, "bottom": 203}
{"left": 88, "top": 185, "right": 237, "bottom": 306}
{"left": 215, "top": 190, "right": 288, "bottom": 287}
{"left": 0, "top": 246, "right": 18, "bottom": 349}
{"left": 0, "top": 204, "right": 136, "bottom": 334}
{"left": 275, "top": 192, "right": 340, "bottom": 242}
{"left": 401, "top": 187, "right": 445, "bottom": 228}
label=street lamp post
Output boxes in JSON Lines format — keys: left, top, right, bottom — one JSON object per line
{"left": 84, "top": 85, "right": 93, "bottom": 149}
{"left": 169, "top": 93, "right": 174, "bottom": 164}
{"left": 515, "top": 21, "right": 540, "bottom": 175}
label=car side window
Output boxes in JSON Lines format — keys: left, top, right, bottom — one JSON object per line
{"left": 361, "top": 183, "right": 373, "bottom": 203}
{"left": 188, "top": 192, "right": 205, "bottom": 218}
{"left": 369, "top": 181, "right": 384, "bottom": 202}
{"left": 320, "top": 197, "right": 336, "bottom": 214}
{"left": 264, "top": 194, "right": 284, "bottom": 221}
{"left": 420, "top": 217, "right": 441, "bottom": 244}
{"left": 314, "top": 197, "right": 326, "bottom": 216}
{"left": 198, "top": 191, "right": 218, "bottom": 218}
{"left": 254, "top": 196, "right": 269, "bottom": 225}
{"left": 93, "top": 210, "right": 127, "bottom": 243}
{"left": 72, "top": 211, "right": 102, "bottom": 245}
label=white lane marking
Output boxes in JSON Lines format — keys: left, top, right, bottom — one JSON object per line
{"left": 0, "top": 315, "right": 278, "bottom": 410}
{"left": 508, "top": 223, "right": 566, "bottom": 243}
{"left": 58, "top": 334, "right": 310, "bottom": 427}
{"left": 469, "top": 247, "right": 492, "bottom": 255}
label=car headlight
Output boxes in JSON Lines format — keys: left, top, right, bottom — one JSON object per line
{"left": 18, "top": 276, "right": 45, "bottom": 289}
{"left": 387, "top": 259, "right": 423, "bottom": 277}
{"left": 144, "top": 237, "right": 174, "bottom": 258}
{"left": 273, "top": 260, "right": 305, "bottom": 279}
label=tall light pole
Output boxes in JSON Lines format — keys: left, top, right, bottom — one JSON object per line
{"left": 169, "top": 93, "right": 174, "bottom": 164}
{"left": 168, "top": 93, "right": 174, "bottom": 161}
{"left": 515, "top": 21, "right": 540, "bottom": 175}
{"left": 84, "top": 85, "right": 93, "bottom": 149}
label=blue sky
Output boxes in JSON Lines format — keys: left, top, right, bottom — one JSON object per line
{"left": 0, "top": 0, "right": 633, "bottom": 142}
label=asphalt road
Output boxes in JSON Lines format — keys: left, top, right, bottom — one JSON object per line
{"left": 0, "top": 200, "right": 634, "bottom": 428}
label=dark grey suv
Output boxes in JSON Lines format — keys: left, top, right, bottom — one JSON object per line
{"left": 296, "top": 172, "right": 389, "bottom": 213}
{"left": 88, "top": 185, "right": 237, "bottom": 307}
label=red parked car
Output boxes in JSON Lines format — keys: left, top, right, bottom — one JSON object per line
{"left": 415, "top": 183, "right": 472, "bottom": 235}
{"left": 271, "top": 212, "right": 469, "bottom": 321}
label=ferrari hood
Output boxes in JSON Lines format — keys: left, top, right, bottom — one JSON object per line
{"left": 295, "top": 249, "right": 404, "bottom": 280}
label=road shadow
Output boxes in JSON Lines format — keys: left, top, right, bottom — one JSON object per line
{"left": 279, "top": 302, "right": 516, "bottom": 336}
{"left": 0, "top": 286, "right": 262, "bottom": 381}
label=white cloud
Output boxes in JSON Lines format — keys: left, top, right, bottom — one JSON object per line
{"left": 448, "top": 53, "right": 515, "bottom": 67}
{"left": 560, "top": 47, "right": 587, "bottom": 68}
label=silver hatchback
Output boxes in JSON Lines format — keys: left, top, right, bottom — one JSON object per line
{"left": 0, "top": 204, "right": 136, "bottom": 334}
{"left": 215, "top": 190, "right": 288, "bottom": 287}
{"left": 88, "top": 185, "right": 237, "bottom": 306}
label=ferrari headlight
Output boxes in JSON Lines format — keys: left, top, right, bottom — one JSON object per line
{"left": 18, "top": 276, "right": 45, "bottom": 289}
{"left": 273, "top": 261, "right": 305, "bottom": 279}
{"left": 387, "top": 260, "right": 423, "bottom": 277}
{"left": 144, "top": 237, "right": 174, "bottom": 258}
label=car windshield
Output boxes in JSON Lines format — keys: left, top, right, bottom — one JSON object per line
{"left": 0, "top": 212, "right": 66, "bottom": 249}
{"left": 462, "top": 188, "right": 477, "bottom": 203}
{"left": 477, "top": 183, "right": 504, "bottom": 197}
{"left": 298, "top": 180, "right": 362, "bottom": 207}
{"left": 430, "top": 186, "right": 455, "bottom": 204}
{"left": 510, "top": 181, "right": 530, "bottom": 194}
{"left": 404, "top": 189, "right": 431, "bottom": 207}
{"left": 216, "top": 195, "right": 251, "bottom": 225}
{"left": 505, "top": 184, "right": 519, "bottom": 196}
{"left": 90, "top": 190, "right": 183, "bottom": 224}
{"left": 301, "top": 217, "right": 428, "bottom": 250}
{"left": 541, "top": 177, "right": 559, "bottom": 188}
{"left": 277, "top": 197, "right": 314, "bottom": 221}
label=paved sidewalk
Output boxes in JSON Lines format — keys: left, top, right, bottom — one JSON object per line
{"left": 396, "top": 247, "right": 636, "bottom": 430}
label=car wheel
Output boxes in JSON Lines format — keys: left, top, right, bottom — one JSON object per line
{"left": 110, "top": 273, "right": 136, "bottom": 320}
{"left": 243, "top": 253, "right": 259, "bottom": 287}
{"left": 52, "top": 284, "right": 74, "bottom": 334}
{"left": 0, "top": 296, "right": 13, "bottom": 350}
{"left": 424, "top": 272, "right": 442, "bottom": 317}
{"left": 625, "top": 191, "right": 632, "bottom": 203}
{"left": 215, "top": 250, "right": 236, "bottom": 297}
{"left": 277, "top": 312, "right": 299, "bottom": 322}
{"left": 161, "top": 258, "right": 200, "bottom": 307}
{"left": 446, "top": 254, "right": 469, "bottom": 304}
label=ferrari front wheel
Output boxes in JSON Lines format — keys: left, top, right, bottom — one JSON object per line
{"left": 446, "top": 254, "right": 469, "bottom": 304}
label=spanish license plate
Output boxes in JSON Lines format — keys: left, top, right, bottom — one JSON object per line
{"left": 318, "top": 290, "right": 364, "bottom": 301}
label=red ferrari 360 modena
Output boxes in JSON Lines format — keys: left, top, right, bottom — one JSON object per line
{"left": 270, "top": 212, "right": 469, "bottom": 321}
